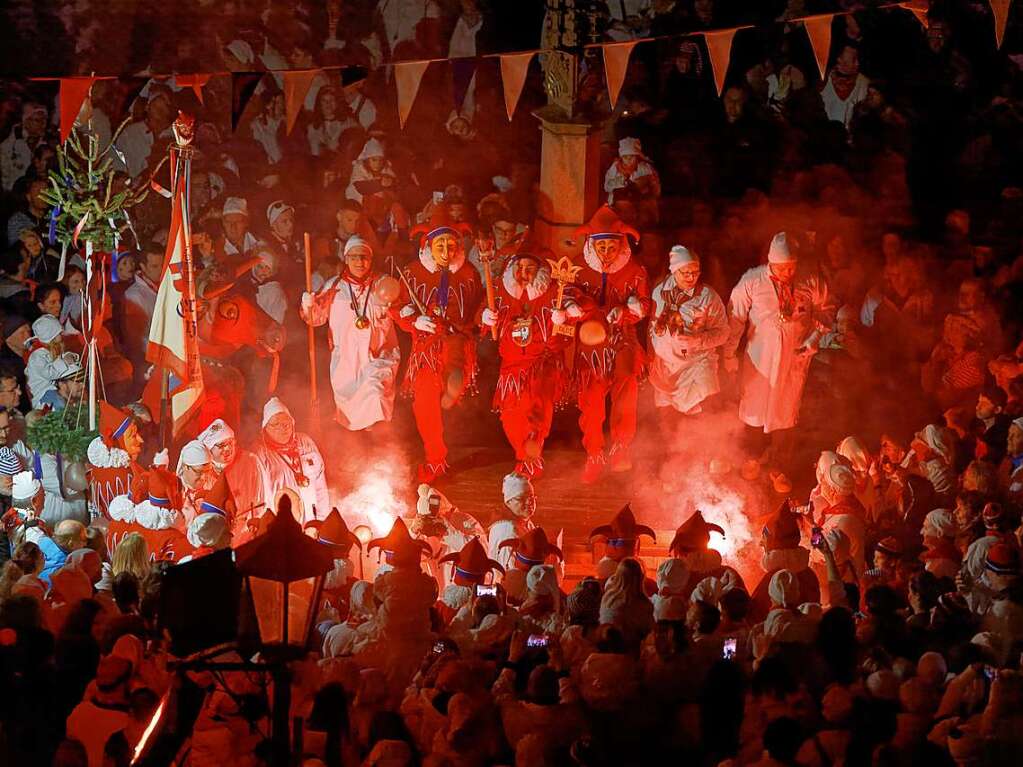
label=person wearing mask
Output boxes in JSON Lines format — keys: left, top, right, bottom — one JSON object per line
{"left": 392, "top": 208, "right": 482, "bottom": 483}
{"left": 481, "top": 250, "right": 569, "bottom": 477}
{"left": 87, "top": 401, "right": 146, "bottom": 520}
{"left": 569, "top": 206, "right": 651, "bottom": 482}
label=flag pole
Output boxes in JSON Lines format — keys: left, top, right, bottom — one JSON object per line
{"left": 303, "top": 232, "right": 318, "bottom": 408}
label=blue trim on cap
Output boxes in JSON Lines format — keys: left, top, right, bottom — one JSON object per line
{"left": 383, "top": 550, "right": 394, "bottom": 564}
{"left": 986, "top": 559, "right": 1019, "bottom": 575}
{"left": 426, "top": 226, "right": 458, "bottom": 241}
{"left": 606, "top": 538, "right": 634, "bottom": 548}
{"left": 148, "top": 495, "right": 171, "bottom": 508}
{"left": 589, "top": 232, "right": 624, "bottom": 240}
{"left": 514, "top": 551, "right": 543, "bottom": 568}
{"left": 112, "top": 416, "right": 132, "bottom": 440}
{"left": 454, "top": 565, "right": 482, "bottom": 582}
{"left": 200, "top": 501, "right": 226, "bottom": 516}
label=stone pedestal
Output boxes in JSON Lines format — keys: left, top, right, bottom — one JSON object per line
{"left": 532, "top": 108, "right": 602, "bottom": 258}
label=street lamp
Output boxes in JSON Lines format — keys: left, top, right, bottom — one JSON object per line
{"left": 234, "top": 489, "right": 334, "bottom": 765}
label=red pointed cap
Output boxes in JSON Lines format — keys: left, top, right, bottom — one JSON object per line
{"left": 590, "top": 504, "right": 656, "bottom": 561}
{"left": 198, "top": 474, "right": 235, "bottom": 518}
{"left": 99, "top": 401, "right": 134, "bottom": 448}
{"left": 574, "top": 204, "right": 639, "bottom": 243}
{"left": 368, "top": 517, "right": 433, "bottom": 567}
{"left": 410, "top": 204, "right": 473, "bottom": 243}
{"left": 439, "top": 536, "right": 505, "bottom": 585}
{"left": 305, "top": 507, "right": 361, "bottom": 554}
{"left": 499, "top": 527, "right": 564, "bottom": 570}
{"left": 761, "top": 500, "right": 801, "bottom": 550}
{"left": 669, "top": 510, "right": 724, "bottom": 556}
{"left": 139, "top": 467, "right": 181, "bottom": 511}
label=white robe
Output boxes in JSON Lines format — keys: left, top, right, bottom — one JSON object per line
{"left": 306, "top": 274, "right": 400, "bottom": 431}
{"left": 727, "top": 266, "right": 834, "bottom": 433}
{"left": 647, "top": 279, "right": 728, "bottom": 413}
{"left": 253, "top": 433, "right": 330, "bottom": 523}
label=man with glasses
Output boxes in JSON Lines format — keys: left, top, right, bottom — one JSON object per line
{"left": 647, "top": 246, "right": 729, "bottom": 417}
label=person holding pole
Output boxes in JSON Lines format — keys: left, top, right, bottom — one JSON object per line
{"left": 393, "top": 206, "right": 483, "bottom": 483}
{"left": 480, "top": 247, "right": 571, "bottom": 478}
{"left": 300, "top": 236, "right": 402, "bottom": 431}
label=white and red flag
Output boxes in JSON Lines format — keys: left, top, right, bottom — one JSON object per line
{"left": 146, "top": 147, "right": 204, "bottom": 437}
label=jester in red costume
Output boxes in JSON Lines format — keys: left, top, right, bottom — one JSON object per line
{"left": 87, "top": 401, "right": 145, "bottom": 520}
{"left": 394, "top": 207, "right": 483, "bottom": 483}
{"left": 480, "top": 250, "right": 569, "bottom": 477}
{"left": 568, "top": 206, "right": 651, "bottom": 483}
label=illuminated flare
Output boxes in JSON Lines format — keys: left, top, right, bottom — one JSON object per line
{"left": 131, "top": 694, "right": 167, "bottom": 764}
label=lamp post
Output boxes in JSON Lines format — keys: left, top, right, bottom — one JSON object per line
{"left": 234, "top": 490, "right": 334, "bottom": 767}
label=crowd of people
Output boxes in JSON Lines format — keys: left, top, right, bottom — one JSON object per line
{"left": 2, "top": 0, "right": 1023, "bottom": 765}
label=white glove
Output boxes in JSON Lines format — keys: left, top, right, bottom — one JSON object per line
{"left": 551, "top": 308, "right": 567, "bottom": 325}
{"left": 415, "top": 315, "right": 438, "bottom": 334}
{"left": 61, "top": 351, "right": 80, "bottom": 365}
{"left": 400, "top": 303, "right": 416, "bottom": 318}
{"left": 481, "top": 308, "right": 498, "bottom": 327}
{"left": 607, "top": 306, "right": 622, "bottom": 324}
{"left": 566, "top": 304, "right": 583, "bottom": 319}
{"left": 301, "top": 292, "right": 314, "bottom": 312}
{"left": 627, "top": 295, "right": 645, "bottom": 318}
{"left": 153, "top": 448, "right": 169, "bottom": 468}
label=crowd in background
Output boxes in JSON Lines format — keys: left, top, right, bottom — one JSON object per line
{"left": 1, "top": 0, "right": 1023, "bottom": 765}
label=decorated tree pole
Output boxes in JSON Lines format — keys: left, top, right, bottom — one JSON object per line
{"left": 39, "top": 118, "right": 154, "bottom": 428}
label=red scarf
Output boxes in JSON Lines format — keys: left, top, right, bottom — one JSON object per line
{"left": 262, "top": 430, "right": 306, "bottom": 482}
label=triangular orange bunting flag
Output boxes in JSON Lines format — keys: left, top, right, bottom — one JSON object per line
{"left": 804, "top": 16, "right": 833, "bottom": 80}
{"left": 704, "top": 29, "right": 737, "bottom": 97}
{"left": 900, "top": 1, "right": 929, "bottom": 29}
{"left": 991, "top": 0, "right": 1012, "bottom": 48}
{"left": 602, "top": 41, "right": 638, "bottom": 110}
{"left": 174, "top": 74, "right": 212, "bottom": 105}
{"left": 395, "top": 60, "right": 430, "bottom": 129}
{"left": 59, "top": 77, "right": 97, "bottom": 144}
{"left": 283, "top": 69, "right": 321, "bottom": 135}
{"left": 499, "top": 52, "right": 533, "bottom": 121}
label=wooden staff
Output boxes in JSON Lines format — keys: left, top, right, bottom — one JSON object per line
{"left": 303, "top": 233, "right": 318, "bottom": 405}
{"left": 479, "top": 239, "right": 498, "bottom": 341}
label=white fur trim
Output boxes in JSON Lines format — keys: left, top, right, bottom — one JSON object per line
{"left": 107, "top": 494, "right": 136, "bottom": 523}
{"left": 582, "top": 238, "right": 631, "bottom": 275}
{"left": 133, "top": 500, "right": 181, "bottom": 530}
{"left": 761, "top": 547, "right": 810, "bottom": 573}
{"left": 442, "top": 584, "right": 472, "bottom": 610}
{"left": 501, "top": 261, "right": 552, "bottom": 301}
{"left": 682, "top": 549, "right": 722, "bottom": 573}
{"left": 87, "top": 437, "right": 130, "bottom": 469}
